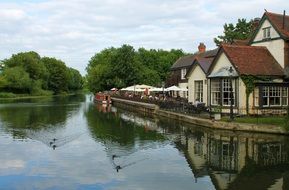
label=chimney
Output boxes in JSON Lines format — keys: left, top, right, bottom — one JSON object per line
{"left": 198, "top": 43, "right": 206, "bottom": 53}
{"left": 283, "top": 10, "right": 286, "bottom": 29}
{"left": 252, "top": 17, "right": 261, "bottom": 31}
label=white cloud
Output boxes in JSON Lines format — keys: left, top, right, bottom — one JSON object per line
{"left": 0, "top": 159, "right": 25, "bottom": 169}
{"left": 0, "top": 0, "right": 288, "bottom": 74}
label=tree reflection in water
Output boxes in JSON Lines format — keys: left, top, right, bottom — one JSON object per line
{"left": 98, "top": 106, "right": 289, "bottom": 190}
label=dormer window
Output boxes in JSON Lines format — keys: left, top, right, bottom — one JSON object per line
{"left": 263, "top": 27, "right": 271, "bottom": 39}
{"left": 181, "top": 68, "right": 187, "bottom": 79}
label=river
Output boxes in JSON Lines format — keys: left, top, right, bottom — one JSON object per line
{"left": 0, "top": 94, "right": 288, "bottom": 190}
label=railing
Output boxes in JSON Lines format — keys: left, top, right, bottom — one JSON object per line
{"left": 111, "top": 95, "right": 289, "bottom": 125}
{"left": 112, "top": 94, "right": 210, "bottom": 119}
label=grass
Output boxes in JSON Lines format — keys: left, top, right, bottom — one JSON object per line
{"left": 222, "top": 115, "right": 286, "bottom": 127}
{"left": 0, "top": 91, "right": 81, "bottom": 100}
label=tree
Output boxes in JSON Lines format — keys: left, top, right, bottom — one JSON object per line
{"left": 111, "top": 44, "right": 140, "bottom": 86}
{"left": 214, "top": 18, "right": 253, "bottom": 46}
{"left": 67, "top": 68, "right": 84, "bottom": 91}
{"left": 2, "top": 52, "right": 49, "bottom": 91}
{"left": 2, "top": 67, "right": 32, "bottom": 93}
{"left": 86, "top": 44, "right": 185, "bottom": 92}
{"left": 87, "top": 64, "right": 109, "bottom": 93}
{"left": 42, "top": 57, "right": 69, "bottom": 94}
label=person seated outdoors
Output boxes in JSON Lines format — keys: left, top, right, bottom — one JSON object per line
{"left": 194, "top": 98, "right": 200, "bottom": 107}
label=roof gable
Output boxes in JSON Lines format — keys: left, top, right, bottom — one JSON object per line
{"left": 266, "top": 12, "right": 289, "bottom": 39}
{"left": 250, "top": 12, "right": 289, "bottom": 43}
{"left": 186, "top": 57, "right": 214, "bottom": 78}
{"left": 207, "top": 50, "right": 238, "bottom": 78}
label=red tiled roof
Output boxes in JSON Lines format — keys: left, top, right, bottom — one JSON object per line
{"left": 265, "top": 12, "right": 289, "bottom": 39}
{"left": 222, "top": 45, "right": 284, "bottom": 76}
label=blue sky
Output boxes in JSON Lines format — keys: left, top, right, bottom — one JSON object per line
{"left": 0, "top": 0, "right": 288, "bottom": 75}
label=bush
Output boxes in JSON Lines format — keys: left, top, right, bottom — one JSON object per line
{"left": 0, "top": 92, "right": 17, "bottom": 98}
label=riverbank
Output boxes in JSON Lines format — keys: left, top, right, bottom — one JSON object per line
{"left": 112, "top": 97, "right": 289, "bottom": 135}
{"left": 0, "top": 92, "right": 84, "bottom": 100}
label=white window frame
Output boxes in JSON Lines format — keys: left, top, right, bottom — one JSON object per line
{"left": 194, "top": 80, "right": 203, "bottom": 102}
{"left": 222, "top": 79, "right": 235, "bottom": 106}
{"left": 181, "top": 68, "right": 187, "bottom": 80}
{"left": 263, "top": 27, "right": 271, "bottom": 39}
{"left": 262, "top": 86, "right": 288, "bottom": 107}
{"left": 211, "top": 78, "right": 236, "bottom": 106}
{"left": 211, "top": 79, "right": 221, "bottom": 105}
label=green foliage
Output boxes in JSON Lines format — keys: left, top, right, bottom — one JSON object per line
{"left": 4, "top": 51, "right": 48, "bottom": 81}
{"left": 87, "top": 64, "right": 109, "bottom": 92}
{"left": 214, "top": 18, "right": 253, "bottom": 46}
{"left": 233, "top": 116, "right": 286, "bottom": 127}
{"left": 212, "top": 105, "right": 222, "bottom": 113}
{"left": 0, "top": 92, "right": 17, "bottom": 98}
{"left": 0, "top": 52, "right": 83, "bottom": 96}
{"left": 241, "top": 75, "right": 271, "bottom": 114}
{"left": 42, "top": 57, "right": 69, "bottom": 94}
{"left": 67, "top": 68, "right": 84, "bottom": 91}
{"left": 2, "top": 66, "right": 32, "bottom": 93}
{"left": 86, "top": 44, "right": 185, "bottom": 93}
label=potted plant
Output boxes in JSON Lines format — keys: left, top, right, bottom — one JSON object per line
{"left": 212, "top": 106, "right": 222, "bottom": 120}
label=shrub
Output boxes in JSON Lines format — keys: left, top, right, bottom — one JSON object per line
{"left": 0, "top": 92, "right": 17, "bottom": 98}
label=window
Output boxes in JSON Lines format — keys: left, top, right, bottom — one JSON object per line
{"left": 181, "top": 68, "right": 187, "bottom": 80}
{"left": 254, "top": 88, "right": 259, "bottom": 107}
{"left": 222, "top": 79, "right": 235, "bottom": 106}
{"left": 211, "top": 78, "right": 235, "bottom": 106}
{"left": 194, "top": 81, "right": 203, "bottom": 102}
{"left": 263, "top": 27, "right": 271, "bottom": 39}
{"left": 262, "top": 86, "right": 288, "bottom": 107}
{"left": 211, "top": 79, "right": 220, "bottom": 105}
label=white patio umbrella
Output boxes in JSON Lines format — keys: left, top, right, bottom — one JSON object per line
{"left": 165, "top": 85, "right": 182, "bottom": 91}
{"left": 150, "top": 87, "right": 168, "bottom": 92}
{"left": 120, "top": 86, "right": 135, "bottom": 91}
{"left": 134, "top": 84, "right": 155, "bottom": 89}
{"left": 134, "top": 88, "right": 145, "bottom": 92}
{"left": 125, "top": 86, "right": 136, "bottom": 91}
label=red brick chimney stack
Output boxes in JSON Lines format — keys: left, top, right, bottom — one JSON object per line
{"left": 198, "top": 43, "right": 206, "bottom": 53}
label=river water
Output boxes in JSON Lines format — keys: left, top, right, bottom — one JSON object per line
{"left": 0, "top": 94, "right": 289, "bottom": 190}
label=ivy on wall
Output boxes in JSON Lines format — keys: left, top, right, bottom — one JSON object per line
{"left": 240, "top": 75, "right": 271, "bottom": 114}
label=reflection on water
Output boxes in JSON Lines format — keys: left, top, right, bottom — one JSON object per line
{"left": 0, "top": 95, "right": 289, "bottom": 190}
{"left": 176, "top": 126, "right": 289, "bottom": 190}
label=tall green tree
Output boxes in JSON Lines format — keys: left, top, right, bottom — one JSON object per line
{"left": 214, "top": 18, "right": 253, "bottom": 46}
{"left": 42, "top": 57, "right": 69, "bottom": 94}
{"left": 3, "top": 51, "right": 48, "bottom": 82}
{"left": 2, "top": 67, "right": 31, "bottom": 93}
{"left": 67, "top": 67, "right": 84, "bottom": 91}
{"left": 86, "top": 44, "right": 185, "bottom": 93}
{"left": 111, "top": 45, "right": 140, "bottom": 86}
